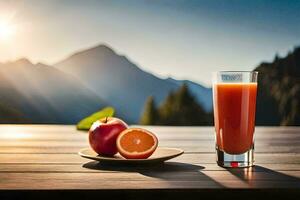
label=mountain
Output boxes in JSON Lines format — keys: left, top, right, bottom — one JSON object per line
{"left": 55, "top": 44, "right": 212, "bottom": 123}
{"left": 255, "top": 47, "right": 300, "bottom": 125}
{"left": 0, "top": 59, "right": 106, "bottom": 123}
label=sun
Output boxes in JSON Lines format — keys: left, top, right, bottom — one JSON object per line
{"left": 0, "top": 21, "right": 15, "bottom": 41}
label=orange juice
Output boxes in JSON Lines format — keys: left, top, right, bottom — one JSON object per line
{"left": 213, "top": 83, "right": 257, "bottom": 154}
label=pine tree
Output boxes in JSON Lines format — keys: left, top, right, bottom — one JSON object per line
{"left": 139, "top": 96, "right": 159, "bottom": 125}
{"left": 139, "top": 84, "right": 212, "bottom": 126}
{"left": 158, "top": 83, "right": 212, "bottom": 126}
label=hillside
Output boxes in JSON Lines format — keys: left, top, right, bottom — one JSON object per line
{"left": 255, "top": 47, "right": 300, "bottom": 125}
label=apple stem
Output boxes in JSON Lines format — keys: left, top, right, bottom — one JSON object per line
{"left": 105, "top": 117, "right": 108, "bottom": 123}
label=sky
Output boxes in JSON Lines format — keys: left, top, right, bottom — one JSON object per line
{"left": 0, "top": 0, "right": 299, "bottom": 86}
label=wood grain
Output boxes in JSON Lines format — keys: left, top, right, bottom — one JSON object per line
{"left": 0, "top": 125, "right": 299, "bottom": 198}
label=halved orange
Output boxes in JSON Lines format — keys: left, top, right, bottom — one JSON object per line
{"left": 116, "top": 128, "right": 158, "bottom": 159}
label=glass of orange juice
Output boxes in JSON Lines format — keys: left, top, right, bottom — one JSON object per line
{"left": 212, "top": 71, "right": 258, "bottom": 168}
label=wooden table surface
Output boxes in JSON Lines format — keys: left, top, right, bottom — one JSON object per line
{"left": 0, "top": 125, "right": 299, "bottom": 199}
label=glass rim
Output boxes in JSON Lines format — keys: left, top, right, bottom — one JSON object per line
{"left": 213, "top": 71, "right": 258, "bottom": 74}
{"left": 212, "top": 70, "right": 258, "bottom": 83}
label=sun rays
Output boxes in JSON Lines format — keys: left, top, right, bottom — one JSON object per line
{"left": 0, "top": 20, "right": 16, "bottom": 41}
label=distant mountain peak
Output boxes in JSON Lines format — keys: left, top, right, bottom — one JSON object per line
{"left": 35, "top": 62, "right": 50, "bottom": 68}
{"left": 68, "top": 44, "right": 116, "bottom": 59}
{"left": 92, "top": 44, "right": 115, "bottom": 52}
{"left": 6, "top": 58, "right": 50, "bottom": 69}
{"left": 14, "top": 58, "right": 32, "bottom": 66}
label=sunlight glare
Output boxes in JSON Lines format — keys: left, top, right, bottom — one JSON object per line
{"left": 0, "top": 21, "right": 15, "bottom": 41}
{"left": 1, "top": 128, "right": 32, "bottom": 140}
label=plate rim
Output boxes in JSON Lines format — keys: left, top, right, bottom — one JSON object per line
{"left": 78, "top": 147, "right": 184, "bottom": 162}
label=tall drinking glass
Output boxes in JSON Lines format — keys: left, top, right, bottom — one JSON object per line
{"left": 212, "top": 71, "right": 258, "bottom": 168}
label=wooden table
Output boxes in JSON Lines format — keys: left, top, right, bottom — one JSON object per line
{"left": 0, "top": 125, "right": 299, "bottom": 200}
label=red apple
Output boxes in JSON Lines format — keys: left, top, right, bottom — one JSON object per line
{"left": 88, "top": 117, "right": 128, "bottom": 156}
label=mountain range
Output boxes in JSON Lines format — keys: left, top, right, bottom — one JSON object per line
{"left": 0, "top": 44, "right": 212, "bottom": 124}
{"left": 1, "top": 43, "right": 299, "bottom": 125}
{"left": 0, "top": 58, "right": 106, "bottom": 123}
